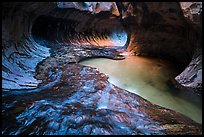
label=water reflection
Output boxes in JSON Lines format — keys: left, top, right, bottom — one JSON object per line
{"left": 80, "top": 56, "right": 202, "bottom": 124}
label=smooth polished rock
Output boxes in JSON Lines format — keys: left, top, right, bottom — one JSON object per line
{"left": 2, "top": 44, "right": 202, "bottom": 135}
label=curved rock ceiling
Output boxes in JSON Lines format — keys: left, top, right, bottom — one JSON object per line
{"left": 2, "top": 3, "right": 128, "bottom": 90}
{"left": 2, "top": 2, "right": 202, "bottom": 135}
{"left": 32, "top": 10, "right": 127, "bottom": 48}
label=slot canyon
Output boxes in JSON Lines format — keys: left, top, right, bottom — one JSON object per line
{"left": 2, "top": 2, "right": 202, "bottom": 135}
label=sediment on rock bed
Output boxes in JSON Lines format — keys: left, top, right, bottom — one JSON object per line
{"left": 2, "top": 2, "right": 202, "bottom": 135}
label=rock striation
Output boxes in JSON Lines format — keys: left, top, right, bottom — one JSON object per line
{"left": 2, "top": 2, "right": 202, "bottom": 135}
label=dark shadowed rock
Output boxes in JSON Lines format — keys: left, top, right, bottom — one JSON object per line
{"left": 2, "top": 47, "right": 202, "bottom": 134}
{"left": 175, "top": 2, "right": 202, "bottom": 93}
{"left": 120, "top": 2, "right": 197, "bottom": 66}
{"left": 2, "top": 2, "right": 202, "bottom": 135}
{"left": 117, "top": 2, "right": 202, "bottom": 94}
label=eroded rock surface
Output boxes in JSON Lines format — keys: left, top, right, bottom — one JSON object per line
{"left": 120, "top": 2, "right": 197, "bottom": 66}
{"left": 2, "top": 2, "right": 202, "bottom": 135}
{"left": 56, "top": 2, "right": 120, "bottom": 16}
{"left": 117, "top": 2, "right": 202, "bottom": 93}
{"left": 2, "top": 44, "right": 202, "bottom": 135}
{"left": 174, "top": 2, "right": 202, "bottom": 93}
{"left": 180, "top": 2, "right": 202, "bottom": 26}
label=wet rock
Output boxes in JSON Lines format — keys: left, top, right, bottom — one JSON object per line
{"left": 166, "top": 78, "right": 183, "bottom": 90}
{"left": 2, "top": 2, "right": 202, "bottom": 135}
{"left": 175, "top": 47, "right": 202, "bottom": 94}
{"left": 118, "top": 2, "right": 202, "bottom": 94}
{"left": 120, "top": 2, "right": 197, "bottom": 66}
{"left": 96, "top": 81, "right": 107, "bottom": 90}
{"left": 175, "top": 2, "right": 202, "bottom": 93}
{"left": 2, "top": 47, "right": 202, "bottom": 135}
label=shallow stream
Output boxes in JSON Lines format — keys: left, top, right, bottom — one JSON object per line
{"left": 80, "top": 56, "right": 202, "bottom": 124}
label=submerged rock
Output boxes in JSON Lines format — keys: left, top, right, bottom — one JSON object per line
{"left": 2, "top": 44, "right": 202, "bottom": 135}
{"left": 2, "top": 2, "right": 202, "bottom": 135}
{"left": 117, "top": 2, "right": 202, "bottom": 94}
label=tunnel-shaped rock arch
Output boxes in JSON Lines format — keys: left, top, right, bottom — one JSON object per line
{"left": 32, "top": 9, "right": 128, "bottom": 49}
{"left": 2, "top": 2, "right": 202, "bottom": 135}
